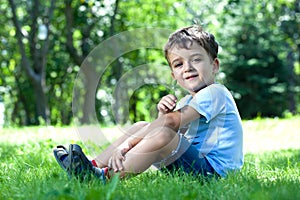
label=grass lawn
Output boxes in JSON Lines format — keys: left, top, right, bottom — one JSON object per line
{"left": 0, "top": 117, "right": 299, "bottom": 200}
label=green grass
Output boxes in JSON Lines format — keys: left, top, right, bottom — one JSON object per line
{"left": 0, "top": 118, "right": 300, "bottom": 200}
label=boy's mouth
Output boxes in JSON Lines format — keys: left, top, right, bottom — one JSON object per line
{"left": 185, "top": 74, "right": 198, "bottom": 80}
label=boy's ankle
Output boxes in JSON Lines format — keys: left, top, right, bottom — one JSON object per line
{"left": 91, "top": 159, "right": 111, "bottom": 179}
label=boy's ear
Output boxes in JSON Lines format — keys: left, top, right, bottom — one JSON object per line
{"left": 212, "top": 58, "right": 220, "bottom": 74}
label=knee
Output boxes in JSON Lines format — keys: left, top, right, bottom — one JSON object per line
{"left": 133, "top": 121, "right": 149, "bottom": 128}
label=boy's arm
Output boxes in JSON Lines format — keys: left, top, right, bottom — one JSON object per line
{"left": 172, "top": 105, "right": 200, "bottom": 129}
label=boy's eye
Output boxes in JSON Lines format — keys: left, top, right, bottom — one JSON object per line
{"left": 192, "top": 58, "right": 201, "bottom": 62}
{"left": 174, "top": 63, "right": 183, "bottom": 68}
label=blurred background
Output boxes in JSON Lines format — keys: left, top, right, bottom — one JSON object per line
{"left": 0, "top": 0, "right": 299, "bottom": 127}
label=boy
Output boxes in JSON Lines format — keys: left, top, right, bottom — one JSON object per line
{"left": 54, "top": 25, "right": 243, "bottom": 182}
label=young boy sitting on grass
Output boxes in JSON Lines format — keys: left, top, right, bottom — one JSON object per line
{"left": 54, "top": 25, "right": 243, "bottom": 182}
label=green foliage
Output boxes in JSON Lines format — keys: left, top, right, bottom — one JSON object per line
{"left": 216, "top": 0, "right": 300, "bottom": 118}
{"left": 1, "top": 0, "right": 299, "bottom": 126}
{"left": 129, "top": 84, "right": 170, "bottom": 122}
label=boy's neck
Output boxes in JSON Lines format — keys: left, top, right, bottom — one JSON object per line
{"left": 190, "top": 82, "right": 216, "bottom": 96}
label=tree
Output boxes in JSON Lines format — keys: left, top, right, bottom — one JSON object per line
{"left": 215, "top": 0, "right": 299, "bottom": 118}
{"left": 8, "top": 0, "right": 56, "bottom": 124}
{"left": 278, "top": 0, "right": 300, "bottom": 114}
{"left": 61, "top": 0, "right": 122, "bottom": 124}
{"left": 3, "top": 0, "right": 298, "bottom": 126}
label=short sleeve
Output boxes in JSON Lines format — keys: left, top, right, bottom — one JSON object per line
{"left": 175, "top": 94, "right": 192, "bottom": 110}
{"left": 188, "top": 84, "right": 226, "bottom": 123}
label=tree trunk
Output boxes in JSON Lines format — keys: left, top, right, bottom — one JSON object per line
{"left": 64, "top": 0, "right": 120, "bottom": 124}
{"left": 8, "top": 0, "right": 55, "bottom": 125}
{"left": 287, "top": 51, "right": 296, "bottom": 114}
{"left": 32, "top": 79, "right": 50, "bottom": 124}
{"left": 81, "top": 65, "right": 98, "bottom": 124}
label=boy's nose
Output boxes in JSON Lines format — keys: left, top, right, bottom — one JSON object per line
{"left": 184, "top": 62, "right": 194, "bottom": 72}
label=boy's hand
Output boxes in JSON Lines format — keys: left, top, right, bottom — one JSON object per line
{"left": 109, "top": 142, "right": 133, "bottom": 172}
{"left": 109, "top": 149, "right": 124, "bottom": 172}
{"left": 157, "top": 94, "right": 177, "bottom": 115}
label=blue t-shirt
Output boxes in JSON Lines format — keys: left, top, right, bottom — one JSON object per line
{"left": 176, "top": 83, "right": 243, "bottom": 177}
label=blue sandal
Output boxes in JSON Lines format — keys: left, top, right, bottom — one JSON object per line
{"left": 53, "top": 145, "right": 70, "bottom": 172}
{"left": 53, "top": 144, "right": 106, "bottom": 183}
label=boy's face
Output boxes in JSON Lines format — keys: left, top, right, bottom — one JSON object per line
{"left": 168, "top": 42, "right": 219, "bottom": 96}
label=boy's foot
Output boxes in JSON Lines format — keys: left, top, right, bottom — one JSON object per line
{"left": 53, "top": 144, "right": 106, "bottom": 183}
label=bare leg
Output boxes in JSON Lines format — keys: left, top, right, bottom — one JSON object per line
{"left": 94, "top": 121, "right": 149, "bottom": 168}
{"left": 117, "top": 127, "right": 179, "bottom": 178}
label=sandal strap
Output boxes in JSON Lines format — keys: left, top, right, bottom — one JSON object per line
{"left": 54, "top": 144, "right": 105, "bottom": 183}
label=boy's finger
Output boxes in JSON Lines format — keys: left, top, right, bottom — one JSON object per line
{"left": 157, "top": 104, "right": 168, "bottom": 112}
{"left": 165, "top": 96, "right": 177, "bottom": 105}
{"left": 166, "top": 94, "right": 177, "bottom": 101}
{"left": 116, "top": 158, "right": 124, "bottom": 172}
{"left": 108, "top": 158, "right": 113, "bottom": 169}
{"left": 112, "top": 159, "right": 117, "bottom": 172}
{"left": 163, "top": 101, "right": 176, "bottom": 110}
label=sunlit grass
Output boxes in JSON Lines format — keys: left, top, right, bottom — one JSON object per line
{"left": 0, "top": 117, "right": 299, "bottom": 200}
{"left": 243, "top": 117, "right": 300, "bottom": 153}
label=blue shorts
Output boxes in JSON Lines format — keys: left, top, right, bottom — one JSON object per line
{"left": 153, "top": 134, "right": 217, "bottom": 177}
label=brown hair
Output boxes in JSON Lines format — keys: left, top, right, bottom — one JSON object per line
{"left": 164, "top": 25, "right": 219, "bottom": 65}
